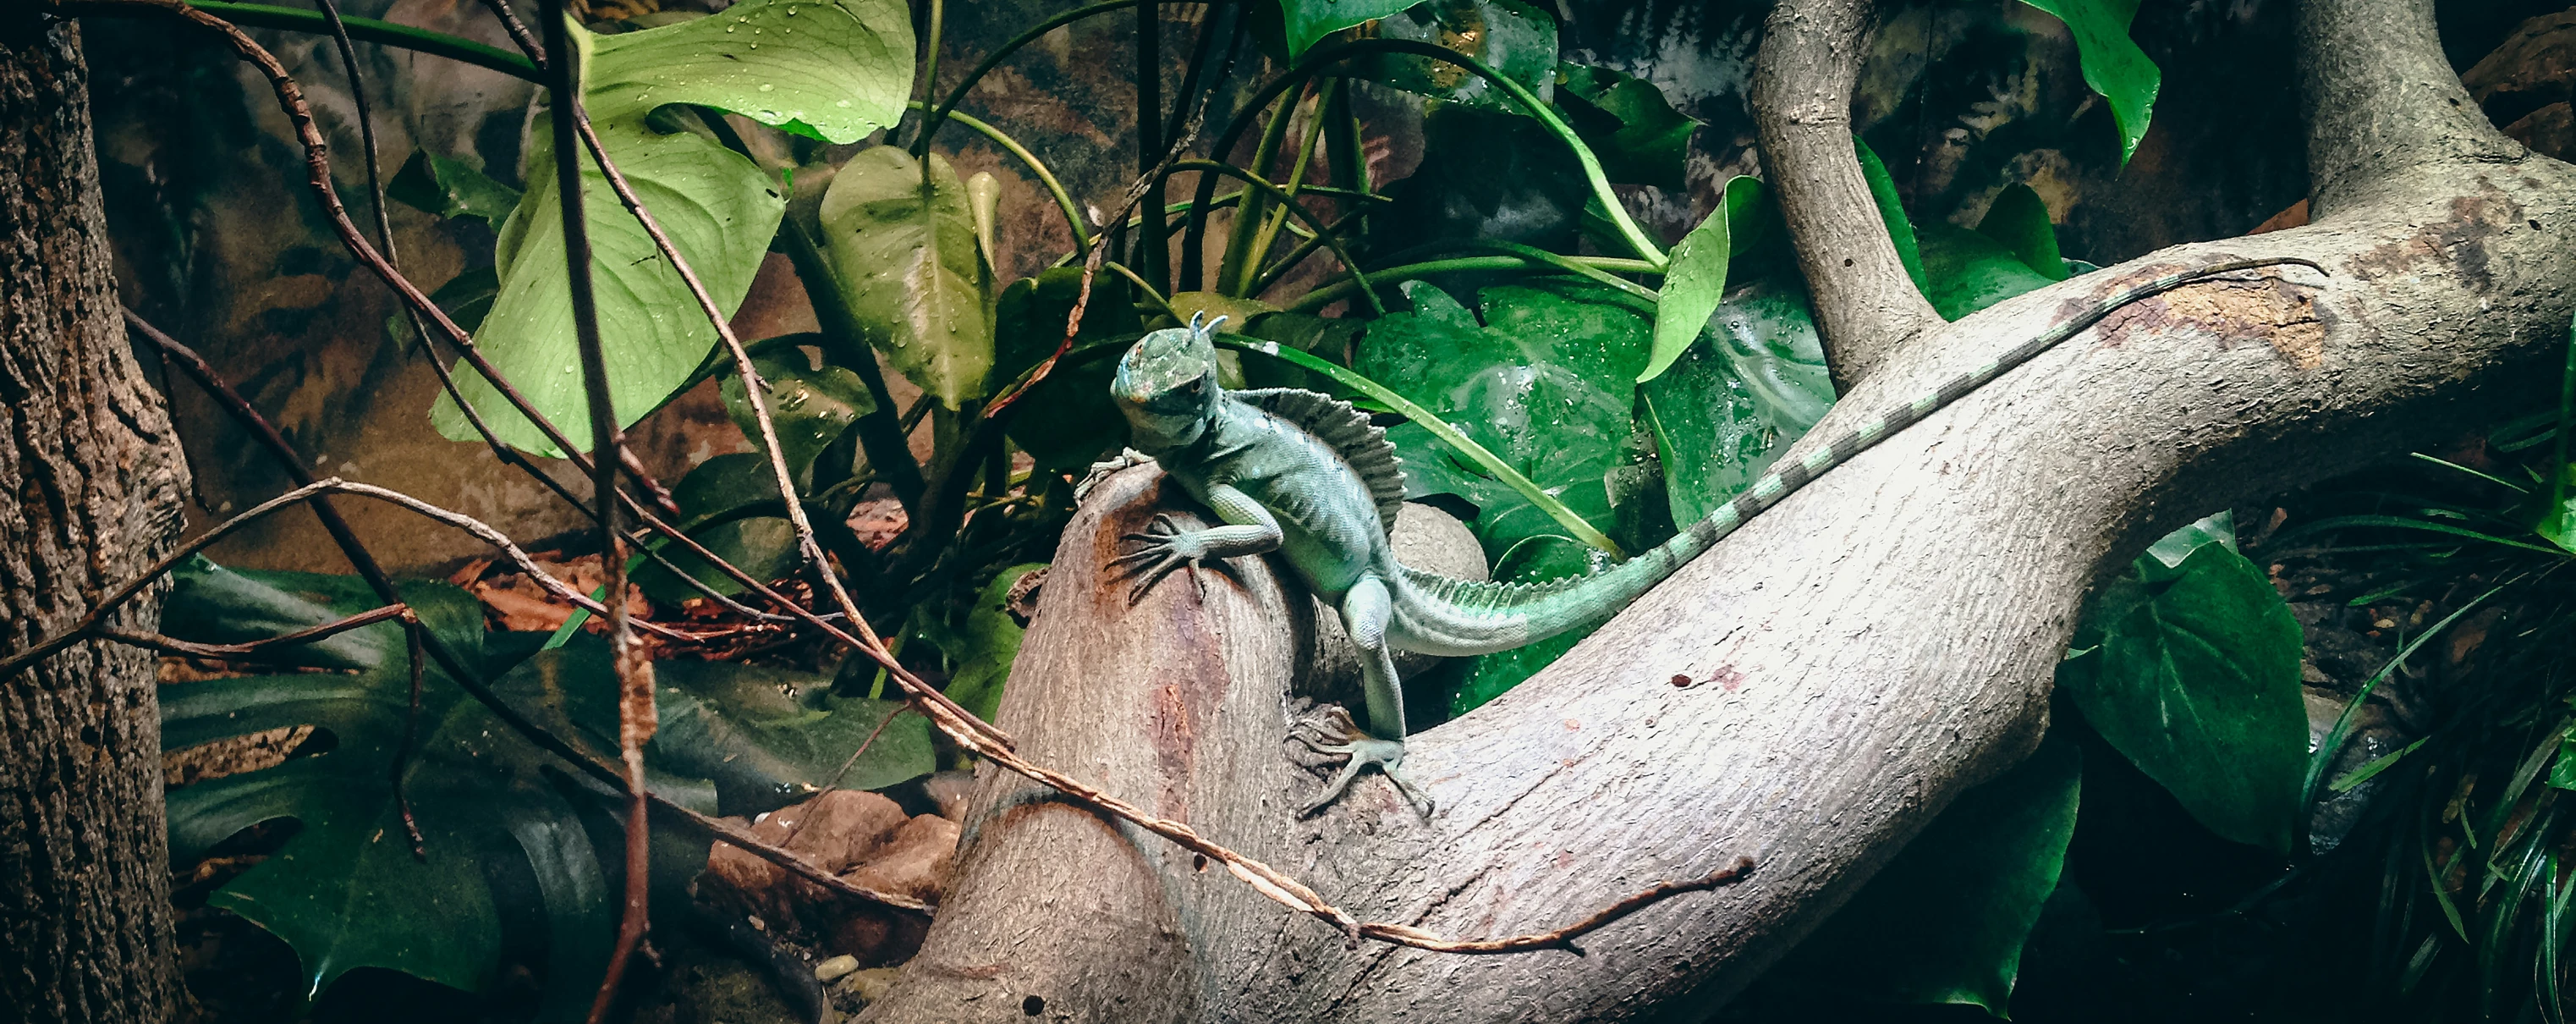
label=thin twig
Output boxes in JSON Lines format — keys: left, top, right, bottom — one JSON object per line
{"left": 92, "top": 602, "right": 409, "bottom": 660}
{"left": 562, "top": 84, "right": 1004, "bottom": 751}
{"left": 529, "top": 8, "right": 656, "bottom": 1019}
{"left": 476, "top": 0, "right": 546, "bottom": 67}
{"left": 777, "top": 701, "right": 912, "bottom": 851}
{"left": 394, "top": 615, "right": 430, "bottom": 860}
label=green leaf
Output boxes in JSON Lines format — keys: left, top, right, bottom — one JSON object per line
{"left": 1553, "top": 63, "right": 1697, "bottom": 190}
{"left": 1644, "top": 190, "right": 1731, "bottom": 383}
{"left": 162, "top": 560, "right": 931, "bottom": 1002}
{"left": 518, "top": 642, "right": 936, "bottom": 811}
{"left": 1975, "top": 183, "right": 2068, "bottom": 283}
{"left": 2059, "top": 542, "right": 2306, "bottom": 854}
{"left": 667, "top": 452, "right": 787, "bottom": 525}
{"left": 1853, "top": 134, "right": 1927, "bottom": 292}
{"left": 1351, "top": 0, "right": 1558, "bottom": 111}
{"left": 159, "top": 561, "right": 584, "bottom": 1002}
{"left": 1702, "top": 280, "right": 1835, "bottom": 435}
{"left": 1447, "top": 538, "right": 1602, "bottom": 714}
{"left": 1765, "top": 734, "right": 2082, "bottom": 1014}
{"left": 991, "top": 268, "right": 1141, "bottom": 471}
{"left": 631, "top": 516, "right": 799, "bottom": 603}
{"left": 631, "top": 453, "right": 796, "bottom": 602}
{"left": 2018, "top": 0, "right": 2161, "bottom": 165}
{"left": 1722, "top": 174, "right": 1783, "bottom": 267}
{"left": 1917, "top": 223, "right": 2060, "bottom": 321}
{"left": 2142, "top": 509, "right": 2235, "bottom": 570}
{"left": 387, "top": 150, "right": 522, "bottom": 226}
{"left": 916, "top": 564, "right": 1046, "bottom": 723}
{"left": 2549, "top": 729, "right": 2576, "bottom": 791}
{"left": 717, "top": 350, "right": 876, "bottom": 482}
{"left": 1640, "top": 280, "right": 1833, "bottom": 526}
{"left": 431, "top": 0, "right": 913, "bottom": 456}
{"left": 1277, "top": 0, "right": 1426, "bottom": 58}
{"left": 1360, "top": 279, "right": 1648, "bottom": 561}
{"left": 814, "top": 146, "right": 997, "bottom": 409}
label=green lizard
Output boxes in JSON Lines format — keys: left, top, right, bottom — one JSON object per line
{"left": 1104, "top": 256, "right": 2324, "bottom": 817}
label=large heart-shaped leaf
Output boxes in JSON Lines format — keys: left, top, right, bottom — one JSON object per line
{"left": 161, "top": 557, "right": 930, "bottom": 1006}
{"left": 2058, "top": 540, "right": 2305, "bottom": 853}
{"left": 1640, "top": 280, "right": 1833, "bottom": 526}
{"left": 431, "top": 0, "right": 913, "bottom": 456}
{"left": 2018, "top": 0, "right": 2161, "bottom": 165}
{"left": 1753, "top": 735, "right": 2083, "bottom": 1015}
{"left": 815, "top": 146, "right": 996, "bottom": 409}
{"left": 1362, "top": 279, "right": 1646, "bottom": 563}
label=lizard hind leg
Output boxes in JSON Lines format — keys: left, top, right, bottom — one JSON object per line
{"left": 1294, "top": 575, "right": 1435, "bottom": 818}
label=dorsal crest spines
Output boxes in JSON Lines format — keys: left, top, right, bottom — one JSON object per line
{"left": 1233, "top": 388, "right": 1407, "bottom": 537}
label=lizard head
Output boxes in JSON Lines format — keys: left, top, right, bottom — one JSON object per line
{"left": 1111, "top": 311, "right": 1226, "bottom": 452}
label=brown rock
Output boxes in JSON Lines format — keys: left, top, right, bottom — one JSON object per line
{"left": 841, "top": 815, "right": 961, "bottom": 906}
{"left": 2464, "top": 10, "right": 2576, "bottom": 124}
{"left": 2507, "top": 102, "right": 2576, "bottom": 162}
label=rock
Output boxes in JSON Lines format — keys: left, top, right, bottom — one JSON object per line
{"left": 813, "top": 954, "right": 859, "bottom": 983}
{"left": 702, "top": 792, "right": 965, "bottom": 968}
{"left": 843, "top": 815, "right": 960, "bottom": 904}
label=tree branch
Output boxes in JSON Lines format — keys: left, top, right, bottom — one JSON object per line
{"left": 1750, "top": 0, "right": 1938, "bottom": 388}
{"left": 867, "top": 1, "right": 2576, "bottom": 1019}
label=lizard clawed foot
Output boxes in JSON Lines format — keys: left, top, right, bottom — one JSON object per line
{"left": 1106, "top": 512, "right": 1228, "bottom": 604}
{"left": 1074, "top": 448, "right": 1153, "bottom": 504}
{"left": 1293, "top": 707, "right": 1434, "bottom": 818}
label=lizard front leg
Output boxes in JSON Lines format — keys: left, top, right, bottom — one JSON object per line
{"left": 1106, "top": 482, "right": 1283, "bottom": 604}
{"left": 1295, "top": 574, "right": 1434, "bottom": 817}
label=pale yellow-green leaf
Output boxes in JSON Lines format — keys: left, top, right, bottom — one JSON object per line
{"left": 814, "top": 146, "right": 996, "bottom": 409}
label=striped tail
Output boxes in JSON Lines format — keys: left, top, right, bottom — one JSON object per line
{"left": 1403, "top": 256, "right": 2326, "bottom": 649}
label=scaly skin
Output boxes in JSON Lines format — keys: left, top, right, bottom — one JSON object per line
{"left": 1107, "top": 258, "right": 2325, "bottom": 817}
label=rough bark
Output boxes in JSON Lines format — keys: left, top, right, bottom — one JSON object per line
{"left": 865, "top": 0, "right": 2576, "bottom": 1021}
{"left": 1752, "top": 0, "right": 1942, "bottom": 388}
{"left": 0, "top": 15, "right": 189, "bottom": 1024}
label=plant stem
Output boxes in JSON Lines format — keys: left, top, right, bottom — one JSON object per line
{"left": 184, "top": 1, "right": 541, "bottom": 79}
{"left": 1234, "top": 78, "right": 1334, "bottom": 296}
{"left": 1170, "top": 159, "right": 1383, "bottom": 316}
{"left": 1210, "top": 79, "right": 1306, "bottom": 294}
{"left": 1288, "top": 253, "right": 1658, "bottom": 314}
{"left": 1184, "top": 38, "right": 1669, "bottom": 274}
{"left": 1136, "top": 0, "right": 1167, "bottom": 290}
{"left": 915, "top": 0, "right": 1144, "bottom": 157}
{"left": 906, "top": 102, "right": 1089, "bottom": 250}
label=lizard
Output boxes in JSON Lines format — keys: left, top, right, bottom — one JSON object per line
{"left": 1102, "top": 256, "right": 2326, "bottom": 818}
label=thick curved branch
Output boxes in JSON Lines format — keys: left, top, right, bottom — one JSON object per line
{"left": 1751, "top": 0, "right": 1939, "bottom": 388}
{"left": 2299, "top": 0, "right": 2525, "bottom": 213}
{"left": 865, "top": 1, "right": 2576, "bottom": 1021}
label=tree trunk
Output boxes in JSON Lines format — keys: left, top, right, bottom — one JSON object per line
{"left": 0, "top": 15, "right": 189, "bottom": 1024}
{"left": 864, "top": 1, "right": 2576, "bottom": 1021}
